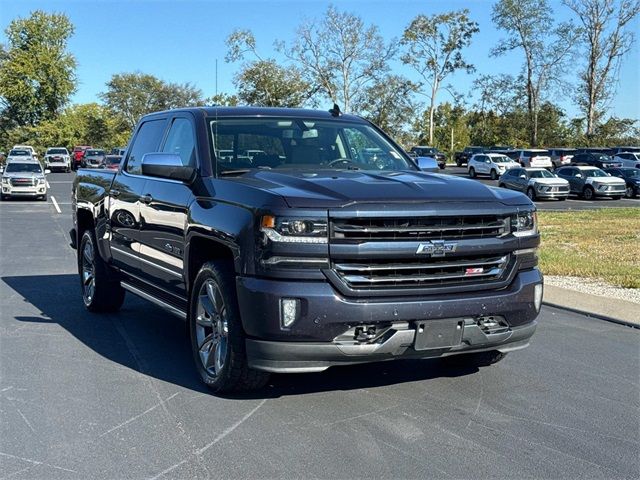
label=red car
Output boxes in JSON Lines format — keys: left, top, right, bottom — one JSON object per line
{"left": 72, "top": 146, "right": 92, "bottom": 170}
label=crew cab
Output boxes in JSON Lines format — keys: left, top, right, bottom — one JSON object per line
{"left": 70, "top": 107, "right": 543, "bottom": 393}
{"left": 454, "top": 146, "right": 484, "bottom": 167}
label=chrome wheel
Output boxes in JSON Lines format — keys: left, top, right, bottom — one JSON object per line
{"left": 81, "top": 238, "right": 95, "bottom": 305}
{"left": 626, "top": 186, "right": 633, "bottom": 198}
{"left": 195, "top": 279, "right": 228, "bottom": 377}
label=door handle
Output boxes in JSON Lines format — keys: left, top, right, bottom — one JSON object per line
{"left": 111, "top": 189, "right": 121, "bottom": 197}
{"left": 141, "top": 194, "right": 153, "bottom": 204}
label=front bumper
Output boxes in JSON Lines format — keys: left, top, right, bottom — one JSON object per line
{"left": 237, "top": 268, "right": 542, "bottom": 372}
{"left": 46, "top": 162, "right": 69, "bottom": 170}
{"left": 2, "top": 185, "right": 47, "bottom": 197}
{"left": 594, "top": 189, "right": 625, "bottom": 197}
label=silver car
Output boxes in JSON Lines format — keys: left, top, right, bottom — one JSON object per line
{"left": 499, "top": 167, "right": 570, "bottom": 201}
{"left": 1, "top": 158, "right": 49, "bottom": 201}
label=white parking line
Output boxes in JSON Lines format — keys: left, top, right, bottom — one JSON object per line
{"left": 46, "top": 180, "right": 50, "bottom": 188}
{"left": 50, "top": 196, "right": 62, "bottom": 214}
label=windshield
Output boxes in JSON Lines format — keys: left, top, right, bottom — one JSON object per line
{"left": 209, "top": 117, "right": 414, "bottom": 174}
{"left": 5, "top": 163, "right": 42, "bottom": 173}
{"left": 528, "top": 150, "right": 550, "bottom": 156}
{"left": 529, "top": 170, "right": 554, "bottom": 178}
{"left": 47, "top": 148, "right": 68, "bottom": 154}
{"left": 622, "top": 169, "right": 640, "bottom": 178}
{"left": 491, "top": 156, "right": 511, "bottom": 163}
{"left": 9, "top": 150, "right": 30, "bottom": 156}
{"left": 583, "top": 169, "right": 608, "bottom": 177}
{"left": 105, "top": 156, "right": 121, "bottom": 165}
{"left": 86, "top": 150, "right": 104, "bottom": 156}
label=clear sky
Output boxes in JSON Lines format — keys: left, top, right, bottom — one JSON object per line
{"left": 1, "top": 0, "right": 638, "bottom": 121}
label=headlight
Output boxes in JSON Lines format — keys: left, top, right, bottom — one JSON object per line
{"left": 511, "top": 211, "right": 537, "bottom": 237}
{"left": 1, "top": 177, "right": 9, "bottom": 184}
{"left": 37, "top": 177, "right": 46, "bottom": 185}
{"left": 261, "top": 215, "right": 328, "bottom": 243}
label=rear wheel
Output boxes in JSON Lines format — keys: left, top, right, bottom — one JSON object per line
{"left": 582, "top": 186, "right": 594, "bottom": 200}
{"left": 189, "top": 261, "right": 269, "bottom": 393}
{"left": 490, "top": 169, "right": 498, "bottom": 180}
{"left": 40, "top": 194, "right": 47, "bottom": 201}
{"left": 79, "top": 230, "right": 125, "bottom": 312}
{"left": 468, "top": 167, "right": 476, "bottom": 178}
{"left": 498, "top": 183, "right": 506, "bottom": 189}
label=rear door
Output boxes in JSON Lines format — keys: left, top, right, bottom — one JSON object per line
{"left": 138, "top": 114, "right": 197, "bottom": 299}
{"left": 108, "top": 118, "right": 168, "bottom": 277}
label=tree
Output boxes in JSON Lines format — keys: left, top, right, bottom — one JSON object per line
{"left": 206, "top": 93, "right": 240, "bottom": 106}
{"left": 492, "top": 0, "right": 580, "bottom": 146}
{"left": 225, "top": 29, "right": 311, "bottom": 107}
{"left": 562, "top": 0, "right": 640, "bottom": 137}
{"left": 100, "top": 73, "right": 203, "bottom": 129}
{"left": 0, "top": 10, "right": 77, "bottom": 129}
{"left": 401, "top": 10, "right": 479, "bottom": 145}
{"left": 278, "top": 5, "right": 396, "bottom": 112}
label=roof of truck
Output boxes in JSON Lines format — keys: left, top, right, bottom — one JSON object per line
{"left": 144, "top": 106, "right": 366, "bottom": 122}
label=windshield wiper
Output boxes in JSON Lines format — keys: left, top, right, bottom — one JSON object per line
{"left": 219, "top": 169, "right": 251, "bottom": 176}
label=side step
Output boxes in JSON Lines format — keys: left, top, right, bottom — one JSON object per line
{"left": 121, "top": 281, "right": 187, "bottom": 320}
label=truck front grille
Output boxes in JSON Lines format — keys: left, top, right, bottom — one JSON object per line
{"left": 331, "top": 215, "right": 508, "bottom": 242}
{"left": 11, "top": 177, "right": 35, "bottom": 187}
{"left": 332, "top": 254, "right": 511, "bottom": 290}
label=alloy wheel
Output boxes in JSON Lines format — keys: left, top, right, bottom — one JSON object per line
{"left": 81, "top": 239, "right": 95, "bottom": 305}
{"left": 195, "top": 279, "right": 229, "bottom": 377}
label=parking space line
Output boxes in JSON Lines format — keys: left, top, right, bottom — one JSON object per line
{"left": 46, "top": 180, "right": 51, "bottom": 188}
{"left": 50, "top": 196, "right": 62, "bottom": 214}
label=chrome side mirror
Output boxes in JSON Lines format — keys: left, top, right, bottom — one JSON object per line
{"left": 416, "top": 156, "right": 439, "bottom": 172}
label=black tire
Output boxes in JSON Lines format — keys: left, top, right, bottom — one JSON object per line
{"left": 558, "top": 197, "right": 567, "bottom": 201}
{"left": 611, "top": 196, "right": 622, "bottom": 200}
{"left": 78, "top": 230, "right": 125, "bottom": 312}
{"left": 0, "top": 194, "right": 7, "bottom": 201}
{"left": 456, "top": 159, "right": 462, "bottom": 167}
{"left": 498, "top": 183, "right": 506, "bottom": 189}
{"left": 468, "top": 167, "right": 476, "bottom": 178}
{"left": 526, "top": 187, "right": 536, "bottom": 200}
{"left": 443, "top": 350, "right": 507, "bottom": 368}
{"left": 189, "top": 261, "right": 269, "bottom": 393}
{"left": 490, "top": 169, "right": 498, "bottom": 180}
{"left": 582, "top": 186, "right": 594, "bottom": 200}
{"left": 625, "top": 186, "right": 634, "bottom": 198}
{"left": 439, "top": 164, "right": 445, "bottom": 170}
{"left": 40, "top": 194, "right": 47, "bottom": 201}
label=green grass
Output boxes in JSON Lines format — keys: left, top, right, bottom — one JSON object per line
{"left": 538, "top": 208, "right": 640, "bottom": 288}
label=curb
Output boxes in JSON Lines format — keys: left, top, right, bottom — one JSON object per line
{"left": 542, "top": 301, "right": 639, "bottom": 329}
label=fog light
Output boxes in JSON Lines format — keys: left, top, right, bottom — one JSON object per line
{"left": 534, "top": 284, "right": 543, "bottom": 312}
{"left": 280, "top": 298, "right": 300, "bottom": 328}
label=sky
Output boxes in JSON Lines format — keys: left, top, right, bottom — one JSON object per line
{"left": 1, "top": 0, "right": 639, "bottom": 121}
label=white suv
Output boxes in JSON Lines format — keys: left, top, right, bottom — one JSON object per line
{"left": 1, "top": 158, "right": 50, "bottom": 201}
{"left": 468, "top": 153, "right": 520, "bottom": 180}
{"left": 44, "top": 147, "right": 71, "bottom": 172}
{"left": 613, "top": 152, "right": 640, "bottom": 169}
{"left": 516, "top": 149, "right": 553, "bottom": 168}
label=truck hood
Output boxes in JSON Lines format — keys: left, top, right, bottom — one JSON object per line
{"left": 2, "top": 172, "right": 44, "bottom": 179}
{"left": 229, "top": 169, "right": 532, "bottom": 208}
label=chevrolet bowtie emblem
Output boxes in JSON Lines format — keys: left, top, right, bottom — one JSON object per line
{"left": 416, "top": 240, "right": 457, "bottom": 257}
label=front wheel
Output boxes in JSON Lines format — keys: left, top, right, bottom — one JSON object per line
{"left": 611, "top": 196, "right": 622, "bottom": 200}
{"left": 625, "top": 186, "right": 634, "bottom": 198}
{"left": 190, "top": 261, "right": 269, "bottom": 393}
{"left": 582, "top": 186, "right": 594, "bottom": 200}
{"left": 526, "top": 187, "right": 536, "bottom": 200}
{"left": 468, "top": 167, "right": 476, "bottom": 178}
{"left": 79, "top": 230, "right": 125, "bottom": 312}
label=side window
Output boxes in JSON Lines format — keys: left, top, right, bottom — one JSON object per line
{"left": 162, "top": 118, "right": 196, "bottom": 167}
{"left": 125, "top": 119, "right": 166, "bottom": 175}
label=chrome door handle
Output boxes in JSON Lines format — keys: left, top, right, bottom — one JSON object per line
{"left": 141, "top": 194, "right": 153, "bottom": 204}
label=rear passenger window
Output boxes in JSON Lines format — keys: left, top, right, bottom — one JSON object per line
{"left": 125, "top": 119, "right": 166, "bottom": 175}
{"left": 162, "top": 118, "right": 196, "bottom": 167}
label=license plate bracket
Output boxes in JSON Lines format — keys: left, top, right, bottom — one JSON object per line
{"left": 414, "top": 318, "right": 464, "bottom": 350}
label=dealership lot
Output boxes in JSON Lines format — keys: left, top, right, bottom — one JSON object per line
{"left": 0, "top": 172, "right": 638, "bottom": 478}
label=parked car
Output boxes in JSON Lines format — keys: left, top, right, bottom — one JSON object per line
{"left": 555, "top": 166, "right": 626, "bottom": 200}
{"left": 576, "top": 147, "right": 613, "bottom": 155}
{"left": 81, "top": 149, "right": 106, "bottom": 168}
{"left": 111, "top": 147, "right": 126, "bottom": 156}
{"left": 609, "top": 146, "right": 640, "bottom": 156}
{"left": 103, "top": 155, "right": 122, "bottom": 170}
{"left": 12, "top": 145, "right": 38, "bottom": 160}
{"left": 468, "top": 153, "right": 519, "bottom": 180}
{"left": 44, "top": 147, "right": 71, "bottom": 172}
{"left": 409, "top": 146, "right": 446, "bottom": 169}
{"left": 1, "top": 157, "right": 49, "bottom": 200}
{"left": 499, "top": 167, "right": 570, "bottom": 201}
{"left": 572, "top": 152, "right": 622, "bottom": 169}
{"left": 486, "top": 145, "right": 514, "bottom": 153}
{"left": 515, "top": 149, "right": 553, "bottom": 168}
{"left": 72, "top": 146, "right": 92, "bottom": 170}
{"left": 454, "top": 146, "right": 484, "bottom": 166}
{"left": 6, "top": 148, "right": 34, "bottom": 162}
{"left": 71, "top": 106, "right": 542, "bottom": 392}
{"left": 603, "top": 168, "right": 640, "bottom": 198}
{"left": 548, "top": 148, "right": 577, "bottom": 169}
{"left": 613, "top": 152, "right": 640, "bottom": 169}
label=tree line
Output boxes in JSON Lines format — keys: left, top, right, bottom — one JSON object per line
{"left": 1, "top": 1, "right": 638, "bottom": 157}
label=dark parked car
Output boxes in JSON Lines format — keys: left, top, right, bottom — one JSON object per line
{"left": 609, "top": 146, "right": 640, "bottom": 156}
{"left": 408, "top": 146, "right": 446, "bottom": 169}
{"left": 454, "top": 146, "right": 484, "bottom": 166}
{"left": 499, "top": 167, "right": 570, "bottom": 201}
{"left": 71, "top": 107, "right": 542, "bottom": 393}
{"left": 603, "top": 168, "right": 640, "bottom": 198}
{"left": 572, "top": 152, "right": 622, "bottom": 169}
{"left": 81, "top": 149, "right": 106, "bottom": 168}
{"left": 103, "top": 155, "right": 122, "bottom": 170}
{"left": 555, "top": 166, "right": 626, "bottom": 199}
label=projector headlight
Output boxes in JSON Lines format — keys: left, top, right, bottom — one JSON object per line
{"left": 511, "top": 211, "right": 538, "bottom": 237}
{"left": 261, "top": 215, "right": 328, "bottom": 243}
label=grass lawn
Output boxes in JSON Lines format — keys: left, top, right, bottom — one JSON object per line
{"left": 537, "top": 208, "right": 640, "bottom": 288}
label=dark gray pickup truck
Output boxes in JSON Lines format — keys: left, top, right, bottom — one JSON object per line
{"left": 71, "top": 107, "right": 542, "bottom": 392}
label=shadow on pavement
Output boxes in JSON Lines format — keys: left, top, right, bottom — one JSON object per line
{"left": 3, "top": 274, "right": 478, "bottom": 399}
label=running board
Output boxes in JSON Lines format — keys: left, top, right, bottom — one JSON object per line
{"left": 121, "top": 281, "right": 187, "bottom": 320}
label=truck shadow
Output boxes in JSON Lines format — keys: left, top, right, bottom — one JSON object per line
{"left": 3, "top": 274, "right": 479, "bottom": 399}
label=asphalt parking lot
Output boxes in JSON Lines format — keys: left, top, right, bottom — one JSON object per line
{"left": 0, "top": 172, "right": 639, "bottom": 479}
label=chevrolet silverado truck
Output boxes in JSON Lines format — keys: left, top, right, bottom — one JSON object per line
{"left": 70, "top": 107, "right": 543, "bottom": 393}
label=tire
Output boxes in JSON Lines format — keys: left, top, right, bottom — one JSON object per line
{"left": 490, "top": 169, "right": 498, "bottom": 180}
{"left": 558, "top": 197, "right": 567, "bottom": 201}
{"left": 526, "top": 187, "right": 536, "bottom": 200}
{"left": 468, "top": 167, "right": 476, "bottom": 178}
{"left": 40, "top": 194, "right": 47, "bottom": 201}
{"left": 78, "top": 230, "right": 125, "bottom": 312}
{"left": 582, "top": 186, "right": 594, "bottom": 200}
{"left": 439, "top": 164, "right": 445, "bottom": 170}
{"left": 498, "top": 183, "right": 506, "bottom": 189}
{"left": 456, "top": 159, "right": 462, "bottom": 167}
{"left": 189, "top": 261, "right": 269, "bottom": 393}
{"left": 443, "top": 350, "right": 507, "bottom": 368}
{"left": 0, "top": 194, "right": 7, "bottom": 201}
{"left": 625, "top": 186, "right": 634, "bottom": 198}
